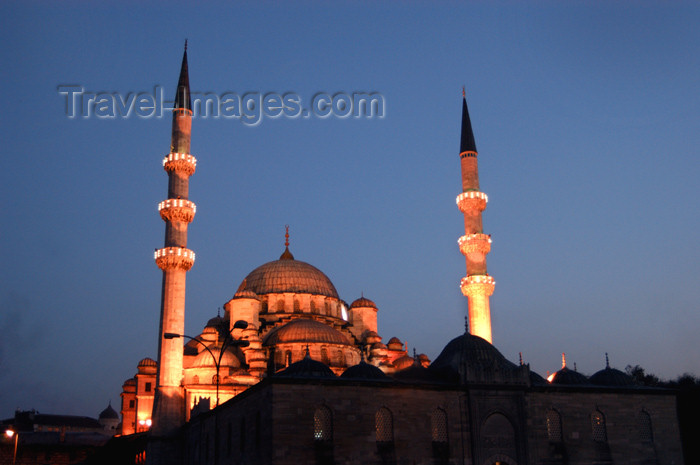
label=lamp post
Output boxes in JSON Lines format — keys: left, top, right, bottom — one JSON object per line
{"left": 4, "top": 429, "right": 18, "bottom": 465}
{"left": 164, "top": 319, "right": 249, "bottom": 408}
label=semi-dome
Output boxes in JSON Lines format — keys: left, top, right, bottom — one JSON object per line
{"left": 191, "top": 346, "right": 242, "bottom": 369}
{"left": 236, "top": 248, "right": 339, "bottom": 298}
{"left": 263, "top": 318, "right": 351, "bottom": 346}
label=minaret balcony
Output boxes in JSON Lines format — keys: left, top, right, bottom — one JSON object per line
{"left": 458, "top": 234, "right": 492, "bottom": 255}
{"left": 158, "top": 199, "right": 197, "bottom": 223}
{"left": 460, "top": 275, "right": 495, "bottom": 297}
{"left": 163, "top": 152, "right": 197, "bottom": 176}
{"left": 456, "top": 191, "right": 488, "bottom": 213}
{"left": 155, "top": 247, "right": 195, "bottom": 271}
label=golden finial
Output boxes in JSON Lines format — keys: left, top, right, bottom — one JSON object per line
{"left": 462, "top": 86, "right": 466, "bottom": 98}
{"left": 284, "top": 225, "right": 290, "bottom": 248}
{"left": 561, "top": 352, "right": 566, "bottom": 369}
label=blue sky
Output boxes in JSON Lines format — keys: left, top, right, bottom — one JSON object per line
{"left": 1, "top": 1, "right": 698, "bottom": 417}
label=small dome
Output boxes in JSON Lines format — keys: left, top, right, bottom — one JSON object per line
{"left": 393, "top": 361, "right": 438, "bottom": 383}
{"left": 206, "top": 316, "right": 225, "bottom": 328}
{"left": 590, "top": 367, "right": 634, "bottom": 387}
{"left": 387, "top": 337, "right": 403, "bottom": 350}
{"left": 430, "top": 333, "right": 518, "bottom": 374}
{"left": 99, "top": 403, "right": 119, "bottom": 420}
{"left": 341, "top": 361, "right": 389, "bottom": 380}
{"left": 233, "top": 289, "right": 259, "bottom": 300}
{"left": 123, "top": 378, "right": 136, "bottom": 386}
{"left": 392, "top": 355, "right": 415, "bottom": 370}
{"left": 362, "top": 331, "right": 381, "bottom": 343}
{"left": 263, "top": 318, "right": 351, "bottom": 346}
{"left": 138, "top": 358, "right": 157, "bottom": 367}
{"left": 530, "top": 370, "right": 548, "bottom": 386}
{"left": 191, "top": 346, "right": 242, "bottom": 369}
{"left": 275, "top": 353, "right": 337, "bottom": 379}
{"left": 237, "top": 251, "right": 339, "bottom": 298}
{"left": 370, "top": 342, "right": 387, "bottom": 350}
{"left": 350, "top": 297, "right": 377, "bottom": 309}
{"left": 550, "top": 367, "right": 591, "bottom": 385}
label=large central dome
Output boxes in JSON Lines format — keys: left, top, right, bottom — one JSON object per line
{"left": 237, "top": 247, "right": 339, "bottom": 298}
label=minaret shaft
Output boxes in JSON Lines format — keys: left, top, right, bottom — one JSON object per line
{"left": 457, "top": 94, "right": 494, "bottom": 343}
{"left": 151, "top": 48, "right": 195, "bottom": 438}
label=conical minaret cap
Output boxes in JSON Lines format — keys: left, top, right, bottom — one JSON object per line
{"left": 174, "top": 41, "right": 191, "bottom": 111}
{"left": 460, "top": 91, "right": 477, "bottom": 154}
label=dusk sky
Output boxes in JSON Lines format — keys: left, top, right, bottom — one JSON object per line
{"left": 1, "top": 2, "right": 698, "bottom": 418}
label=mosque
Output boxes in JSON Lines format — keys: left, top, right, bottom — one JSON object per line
{"left": 117, "top": 46, "right": 684, "bottom": 465}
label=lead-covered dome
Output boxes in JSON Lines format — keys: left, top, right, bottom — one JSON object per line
{"left": 236, "top": 248, "right": 339, "bottom": 298}
{"left": 263, "top": 318, "right": 351, "bottom": 346}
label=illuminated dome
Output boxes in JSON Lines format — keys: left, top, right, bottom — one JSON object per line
{"left": 550, "top": 367, "right": 590, "bottom": 385}
{"left": 192, "top": 346, "right": 242, "bottom": 369}
{"left": 392, "top": 355, "right": 415, "bottom": 370}
{"left": 138, "top": 357, "right": 157, "bottom": 368}
{"left": 263, "top": 318, "right": 351, "bottom": 346}
{"left": 350, "top": 296, "right": 376, "bottom": 308}
{"left": 237, "top": 248, "right": 339, "bottom": 298}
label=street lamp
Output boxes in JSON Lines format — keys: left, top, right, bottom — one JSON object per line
{"left": 5, "top": 429, "right": 18, "bottom": 465}
{"left": 164, "top": 319, "right": 249, "bottom": 408}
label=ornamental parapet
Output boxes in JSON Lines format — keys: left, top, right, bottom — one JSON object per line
{"left": 163, "top": 152, "right": 197, "bottom": 176}
{"left": 158, "top": 199, "right": 197, "bottom": 223}
{"left": 456, "top": 191, "right": 488, "bottom": 213}
{"left": 458, "top": 234, "right": 492, "bottom": 255}
{"left": 155, "top": 247, "right": 195, "bottom": 271}
{"left": 460, "top": 275, "right": 495, "bottom": 297}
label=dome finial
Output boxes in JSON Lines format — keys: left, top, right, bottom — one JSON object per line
{"left": 279, "top": 225, "right": 295, "bottom": 260}
{"left": 462, "top": 85, "right": 465, "bottom": 98}
{"left": 519, "top": 352, "right": 523, "bottom": 366}
{"left": 184, "top": 39, "right": 188, "bottom": 51}
{"left": 464, "top": 315, "right": 469, "bottom": 334}
{"left": 605, "top": 352, "right": 610, "bottom": 369}
{"left": 561, "top": 352, "right": 566, "bottom": 369}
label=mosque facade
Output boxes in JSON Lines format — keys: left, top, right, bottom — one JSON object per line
{"left": 117, "top": 47, "right": 684, "bottom": 465}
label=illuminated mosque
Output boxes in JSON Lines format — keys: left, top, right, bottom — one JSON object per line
{"left": 117, "top": 46, "right": 683, "bottom": 465}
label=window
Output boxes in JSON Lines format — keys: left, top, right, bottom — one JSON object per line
{"left": 337, "top": 350, "right": 346, "bottom": 367}
{"left": 591, "top": 410, "right": 607, "bottom": 442}
{"left": 314, "top": 406, "right": 333, "bottom": 441}
{"left": 129, "top": 400, "right": 135, "bottom": 408}
{"left": 639, "top": 410, "right": 653, "bottom": 443}
{"left": 293, "top": 299, "right": 301, "bottom": 313}
{"left": 277, "top": 300, "right": 285, "bottom": 312}
{"left": 321, "top": 347, "right": 330, "bottom": 365}
{"left": 431, "top": 408, "right": 448, "bottom": 443}
{"left": 546, "top": 409, "right": 562, "bottom": 442}
{"left": 192, "top": 375, "right": 199, "bottom": 384}
{"left": 376, "top": 407, "right": 394, "bottom": 442}
{"left": 145, "top": 382, "right": 152, "bottom": 392}
{"left": 285, "top": 350, "right": 292, "bottom": 367}
{"left": 212, "top": 374, "right": 219, "bottom": 384}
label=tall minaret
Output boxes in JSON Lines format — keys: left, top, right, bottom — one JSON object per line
{"left": 456, "top": 89, "right": 495, "bottom": 343}
{"left": 151, "top": 43, "right": 197, "bottom": 435}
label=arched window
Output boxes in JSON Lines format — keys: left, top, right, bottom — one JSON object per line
{"left": 321, "top": 347, "right": 330, "bottom": 365}
{"left": 376, "top": 407, "right": 394, "bottom": 442}
{"left": 192, "top": 375, "right": 199, "bottom": 384}
{"left": 293, "top": 299, "right": 301, "bottom": 313}
{"left": 313, "top": 406, "right": 333, "bottom": 442}
{"left": 639, "top": 410, "right": 653, "bottom": 443}
{"left": 431, "top": 408, "right": 448, "bottom": 443}
{"left": 277, "top": 299, "right": 285, "bottom": 312}
{"left": 546, "top": 409, "right": 562, "bottom": 442}
{"left": 285, "top": 350, "right": 292, "bottom": 367}
{"left": 212, "top": 374, "right": 219, "bottom": 385}
{"left": 310, "top": 300, "right": 316, "bottom": 313}
{"left": 337, "top": 350, "right": 346, "bottom": 367}
{"left": 591, "top": 410, "right": 607, "bottom": 442}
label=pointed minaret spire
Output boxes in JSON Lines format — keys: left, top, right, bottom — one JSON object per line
{"left": 174, "top": 41, "right": 191, "bottom": 112}
{"left": 456, "top": 89, "right": 495, "bottom": 343}
{"left": 460, "top": 88, "right": 477, "bottom": 155}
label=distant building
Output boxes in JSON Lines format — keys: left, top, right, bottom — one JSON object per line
{"left": 0, "top": 405, "right": 118, "bottom": 464}
{"left": 115, "top": 46, "right": 684, "bottom": 465}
